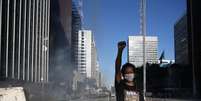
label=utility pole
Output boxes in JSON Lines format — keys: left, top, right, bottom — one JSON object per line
{"left": 139, "top": 0, "right": 147, "bottom": 100}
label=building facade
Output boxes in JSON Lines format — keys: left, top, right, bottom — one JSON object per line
{"left": 72, "top": 0, "right": 82, "bottom": 70}
{"left": 77, "top": 30, "right": 92, "bottom": 78}
{"left": 76, "top": 30, "right": 99, "bottom": 79}
{"left": 49, "top": 0, "right": 73, "bottom": 85}
{"left": 128, "top": 36, "right": 158, "bottom": 67}
{"left": 0, "top": 0, "right": 50, "bottom": 82}
{"left": 187, "top": 0, "right": 201, "bottom": 97}
{"left": 174, "top": 15, "right": 189, "bottom": 65}
{"left": 72, "top": 30, "right": 101, "bottom": 89}
{"left": 91, "top": 38, "right": 100, "bottom": 87}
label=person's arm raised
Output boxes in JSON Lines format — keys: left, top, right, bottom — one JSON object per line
{"left": 115, "top": 41, "right": 126, "bottom": 82}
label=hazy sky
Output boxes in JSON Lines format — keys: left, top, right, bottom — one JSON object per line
{"left": 83, "top": 0, "right": 186, "bottom": 87}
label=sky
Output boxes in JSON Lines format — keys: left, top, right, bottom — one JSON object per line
{"left": 83, "top": 0, "right": 186, "bottom": 87}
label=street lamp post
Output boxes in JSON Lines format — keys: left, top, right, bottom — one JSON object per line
{"left": 139, "top": 0, "right": 147, "bottom": 100}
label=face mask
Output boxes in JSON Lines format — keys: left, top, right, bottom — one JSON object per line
{"left": 124, "top": 73, "right": 135, "bottom": 81}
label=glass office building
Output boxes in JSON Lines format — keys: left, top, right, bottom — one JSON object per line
{"left": 72, "top": 1, "right": 82, "bottom": 69}
{"left": 174, "top": 15, "right": 189, "bottom": 65}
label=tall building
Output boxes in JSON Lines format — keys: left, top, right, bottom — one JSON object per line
{"left": 76, "top": 30, "right": 99, "bottom": 78}
{"left": 98, "top": 72, "right": 103, "bottom": 87}
{"left": 174, "top": 15, "right": 189, "bottom": 65}
{"left": 49, "top": 0, "right": 73, "bottom": 85}
{"left": 128, "top": 36, "right": 158, "bottom": 67}
{"left": 173, "top": 0, "right": 201, "bottom": 97}
{"left": 0, "top": 0, "right": 50, "bottom": 82}
{"left": 72, "top": 1, "right": 82, "bottom": 70}
{"left": 187, "top": 0, "right": 201, "bottom": 97}
{"left": 91, "top": 39, "right": 100, "bottom": 86}
{"left": 77, "top": 30, "right": 92, "bottom": 78}
{"left": 73, "top": 30, "right": 100, "bottom": 89}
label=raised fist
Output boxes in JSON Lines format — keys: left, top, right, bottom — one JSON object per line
{"left": 118, "top": 41, "right": 126, "bottom": 50}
